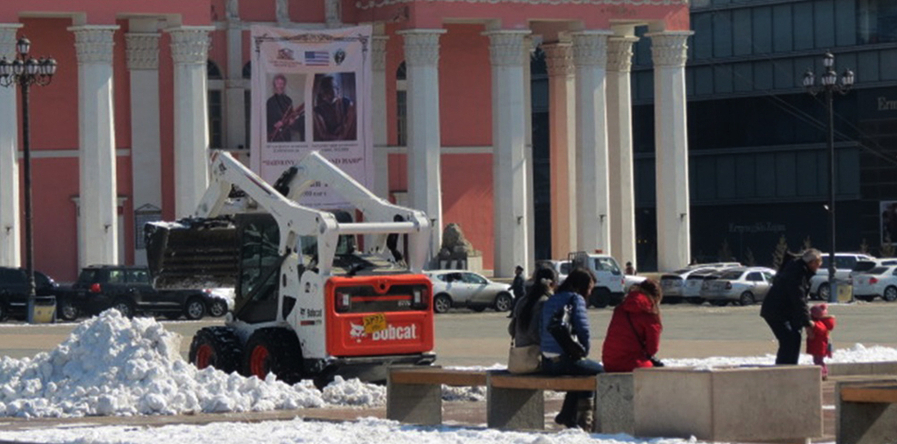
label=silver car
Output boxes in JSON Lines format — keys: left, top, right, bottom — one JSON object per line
{"left": 700, "top": 267, "right": 776, "bottom": 306}
{"left": 425, "top": 270, "right": 513, "bottom": 314}
{"left": 852, "top": 265, "right": 897, "bottom": 302}
{"left": 660, "top": 267, "right": 725, "bottom": 303}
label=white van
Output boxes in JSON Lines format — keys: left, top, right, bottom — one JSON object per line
{"left": 568, "top": 252, "right": 626, "bottom": 308}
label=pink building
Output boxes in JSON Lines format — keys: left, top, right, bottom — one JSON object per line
{"left": 0, "top": 0, "right": 691, "bottom": 282}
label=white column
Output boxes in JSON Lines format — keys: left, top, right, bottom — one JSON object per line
{"left": 225, "top": 24, "right": 245, "bottom": 149}
{"left": 543, "top": 40, "right": 577, "bottom": 261}
{"left": 607, "top": 36, "right": 639, "bottom": 270}
{"left": 168, "top": 27, "right": 213, "bottom": 217}
{"left": 126, "top": 31, "right": 162, "bottom": 266}
{"left": 70, "top": 25, "right": 120, "bottom": 268}
{"left": 572, "top": 30, "right": 613, "bottom": 255}
{"left": 0, "top": 24, "right": 22, "bottom": 267}
{"left": 372, "top": 34, "right": 389, "bottom": 199}
{"left": 648, "top": 31, "right": 693, "bottom": 271}
{"left": 399, "top": 29, "right": 445, "bottom": 263}
{"left": 485, "top": 30, "right": 530, "bottom": 278}
{"left": 523, "top": 36, "right": 535, "bottom": 273}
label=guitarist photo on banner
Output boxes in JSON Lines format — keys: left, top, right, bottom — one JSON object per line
{"left": 266, "top": 73, "right": 306, "bottom": 143}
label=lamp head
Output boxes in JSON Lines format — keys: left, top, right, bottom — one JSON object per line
{"left": 25, "top": 58, "right": 39, "bottom": 75}
{"left": 16, "top": 37, "right": 30, "bottom": 57}
{"left": 11, "top": 58, "right": 23, "bottom": 76}
{"left": 841, "top": 68, "right": 855, "bottom": 87}
{"left": 802, "top": 69, "right": 815, "bottom": 88}
{"left": 823, "top": 51, "right": 834, "bottom": 68}
{"left": 822, "top": 67, "right": 837, "bottom": 86}
{"left": 0, "top": 57, "right": 9, "bottom": 77}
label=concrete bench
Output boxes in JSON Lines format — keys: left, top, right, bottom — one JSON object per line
{"left": 633, "top": 365, "right": 822, "bottom": 443}
{"left": 387, "top": 367, "right": 635, "bottom": 433}
{"left": 386, "top": 367, "right": 488, "bottom": 425}
{"left": 486, "top": 371, "right": 634, "bottom": 432}
{"left": 837, "top": 380, "right": 897, "bottom": 444}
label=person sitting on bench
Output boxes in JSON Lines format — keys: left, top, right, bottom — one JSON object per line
{"left": 540, "top": 268, "right": 604, "bottom": 429}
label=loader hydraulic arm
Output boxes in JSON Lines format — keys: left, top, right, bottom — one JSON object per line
{"left": 195, "top": 151, "right": 428, "bottom": 273}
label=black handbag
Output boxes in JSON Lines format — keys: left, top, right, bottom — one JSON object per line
{"left": 547, "top": 302, "right": 587, "bottom": 360}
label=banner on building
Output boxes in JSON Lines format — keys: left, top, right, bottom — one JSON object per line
{"left": 250, "top": 25, "right": 372, "bottom": 208}
{"left": 882, "top": 200, "right": 897, "bottom": 244}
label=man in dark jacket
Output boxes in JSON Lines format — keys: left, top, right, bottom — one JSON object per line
{"left": 761, "top": 248, "right": 823, "bottom": 364}
{"left": 507, "top": 265, "right": 525, "bottom": 318}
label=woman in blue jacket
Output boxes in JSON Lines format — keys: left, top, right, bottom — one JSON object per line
{"left": 540, "top": 267, "right": 604, "bottom": 429}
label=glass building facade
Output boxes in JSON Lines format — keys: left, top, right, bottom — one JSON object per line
{"left": 622, "top": 0, "right": 897, "bottom": 270}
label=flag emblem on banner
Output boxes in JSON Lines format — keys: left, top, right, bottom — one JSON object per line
{"left": 305, "top": 51, "right": 329, "bottom": 66}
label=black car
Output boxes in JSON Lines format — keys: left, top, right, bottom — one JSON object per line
{"left": 66, "top": 265, "right": 224, "bottom": 320}
{"left": 0, "top": 267, "right": 71, "bottom": 321}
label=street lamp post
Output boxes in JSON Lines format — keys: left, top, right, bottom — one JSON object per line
{"left": 0, "top": 37, "right": 57, "bottom": 323}
{"left": 803, "top": 52, "right": 854, "bottom": 302}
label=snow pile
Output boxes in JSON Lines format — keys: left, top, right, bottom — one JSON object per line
{"left": 0, "top": 310, "right": 325, "bottom": 418}
{"left": 322, "top": 376, "right": 385, "bottom": 406}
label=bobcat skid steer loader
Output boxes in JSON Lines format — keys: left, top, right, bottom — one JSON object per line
{"left": 145, "top": 150, "right": 435, "bottom": 388}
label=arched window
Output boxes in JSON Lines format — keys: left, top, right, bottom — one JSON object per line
{"left": 396, "top": 62, "right": 407, "bottom": 146}
{"left": 207, "top": 61, "right": 224, "bottom": 149}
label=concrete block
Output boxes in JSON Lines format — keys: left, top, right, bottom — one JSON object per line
{"left": 828, "top": 361, "right": 897, "bottom": 377}
{"left": 595, "top": 373, "right": 634, "bottom": 434}
{"left": 634, "top": 366, "right": 822, "bottom": 442}
{"left": 836, "top": 381, "right": 897, "bottom": 444}
{"left": 486, "top": 385, "right": 544, "bottom": 430}
{"left": 386, "top": 377, "right": 442, "bottom": 425}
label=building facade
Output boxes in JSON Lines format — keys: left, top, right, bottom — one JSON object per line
{"left": 0, "top": 0, "right": 692, "bottom": 281}
{"left": 621, "top": 0, "right": 897, "bottom": 270}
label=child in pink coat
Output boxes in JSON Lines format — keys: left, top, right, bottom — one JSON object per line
{"left": 807, "top": 303, "right": 836, "bottom": 380}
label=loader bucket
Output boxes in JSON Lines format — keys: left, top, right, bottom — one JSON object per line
{"left": 144, "top": 217, "right": 240, "bottom": 289}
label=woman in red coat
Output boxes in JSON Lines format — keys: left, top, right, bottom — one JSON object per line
{"left": 601, "top": 279, "right": 664, "bottom": 372}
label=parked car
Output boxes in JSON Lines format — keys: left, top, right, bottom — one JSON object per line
{"left": 425, "top": 270, "right": 513, "bottom": 314}
{"left": 682, "top": 271, "right": 722, "bottom": 305}
{"left": 700, "top": 267, "right": 777, "bottom": 306}
{"left": 849, "top": 258, "right": 897, "bottom": 283}
{"left": 205, "top": 287, "right": 234, "bottom": 317}
{"left": 851, "top": 265, "right": 897, "bottom": 302}
{"left": 660, "top": 266, "right": 738, "bottom": 304}
{"left": 0, "top": 267, "right": 72, "bottom": 321}
{"left": 568, "top": 252, "right": 626, "bottom": 308}
{"left": 526, "top": 260, "right": 571, "bottom": 291}
{"left": 809, "top": 253, "right": 876, "bottom": 300}
{"left": 64, "top": 265, "right": 221, "bottom": 320}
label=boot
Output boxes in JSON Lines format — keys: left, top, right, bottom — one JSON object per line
{"left": 554, "top": 393, "right": 578, "bottom": 428}
{"left": 575, "top": 395, "right": 594, "bottom": 431}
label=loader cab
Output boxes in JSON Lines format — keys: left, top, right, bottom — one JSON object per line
{"left": 235, "top": 210, "right": 358, "bottom": 323}
{"left": 234, "top": 213, "right": 281, "bottom": 323}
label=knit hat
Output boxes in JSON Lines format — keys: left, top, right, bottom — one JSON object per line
{"left": 810, "top": 303, "right": 828, "bottom": 319}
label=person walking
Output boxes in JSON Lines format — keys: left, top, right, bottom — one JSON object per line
{"left": 760, "top": 248, "right": 822, "bottom": 364}
{"left": 507, "top": 265, "right": 525, "bottom": 318}
{"left": 601, "top": 279, "right": 664, "bottom": 372}
{"left": 807, "top": 303, "right": 836, "bottom": 380}
{"left": 540, "top": 268, "right": 604, "bottom": 429}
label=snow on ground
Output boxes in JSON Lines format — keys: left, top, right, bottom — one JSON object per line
{"left": 0, "top": 417, "right": 704, "bottom": 444}
{"left": 0, "top": 310, "right": 882, "bottom": 443}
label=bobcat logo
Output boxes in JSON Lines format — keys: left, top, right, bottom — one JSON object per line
{"left": 349, "top": 322, "right": 367, "bottom": 342}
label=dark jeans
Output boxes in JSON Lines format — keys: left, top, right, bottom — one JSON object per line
{"left": 542, "top": 355, "right": 604, "bottom": 424}
{"left": 764, "top": 318, "right": 802, "bottom": 365}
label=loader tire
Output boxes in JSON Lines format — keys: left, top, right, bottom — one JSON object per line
{"left": 189, "top": 326, "right": 242, "bottom": 374}
{"left": 242, "top": 328, "right": 303, "bottom": 384}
